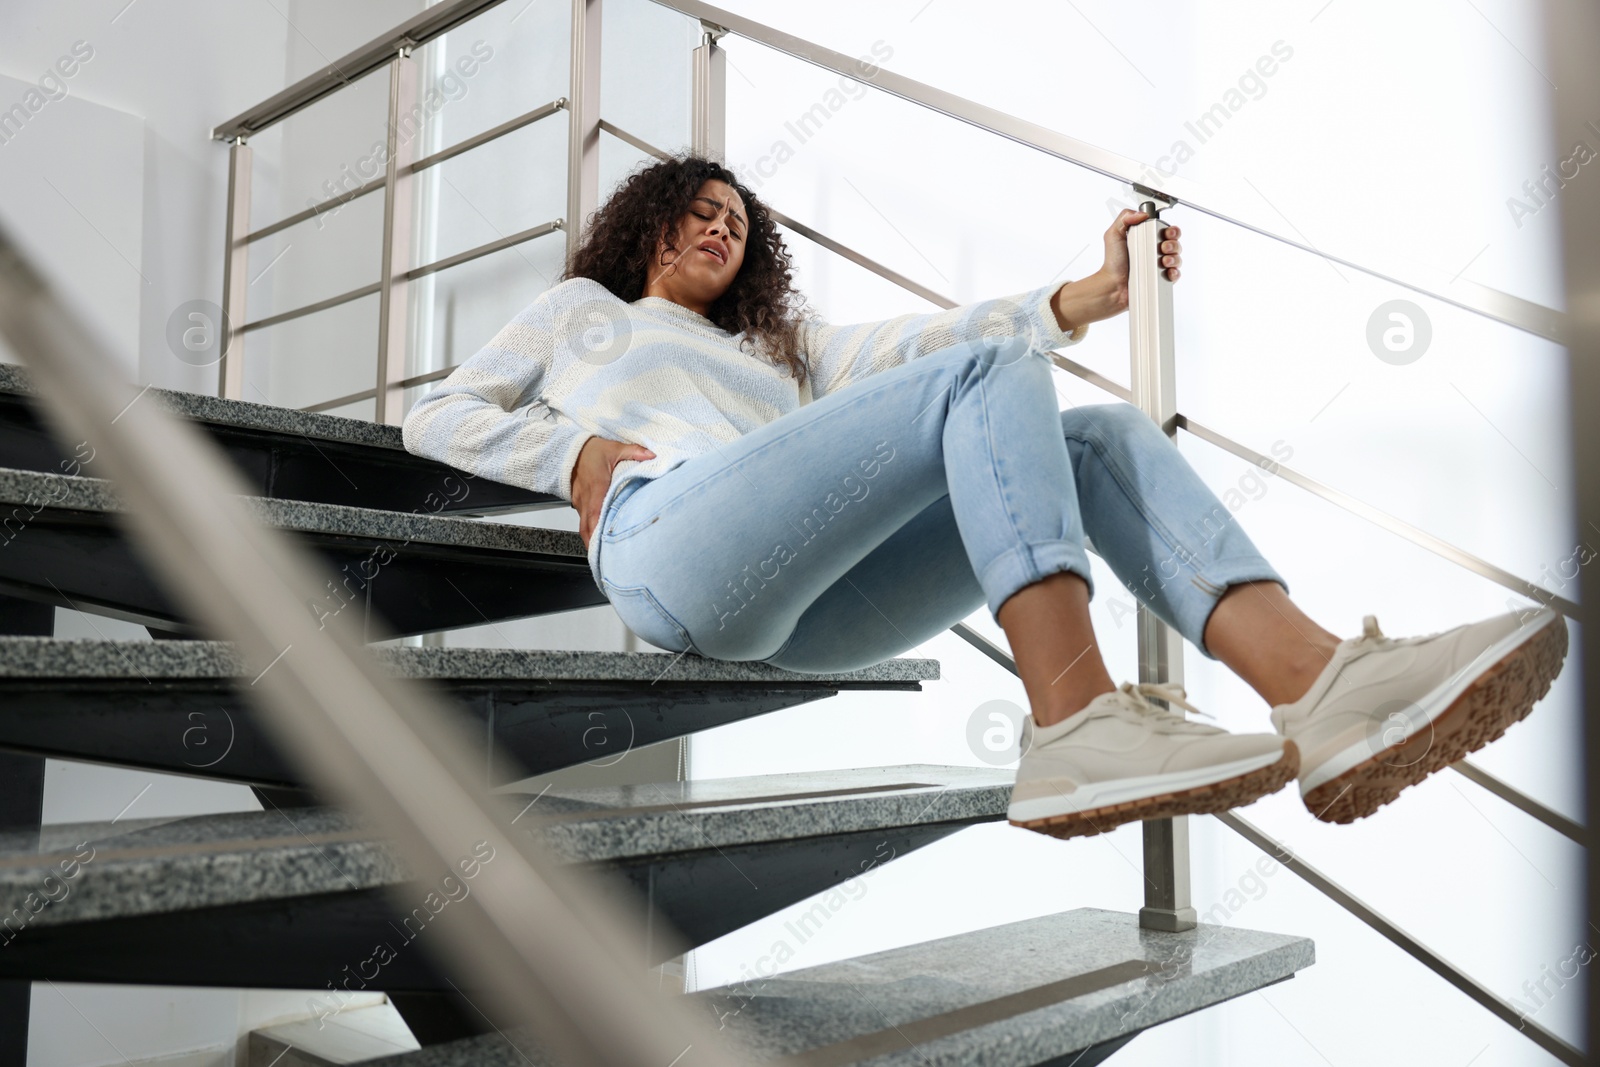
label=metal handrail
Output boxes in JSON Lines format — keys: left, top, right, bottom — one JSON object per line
{"left": 209, "top": 0, "right": 514, "bottom": 141}
{"left": 242, "top": 99, "right": 568, "bottom": 246}
{"left": 0, "top": 227, "right": 745, "bottom": 1065}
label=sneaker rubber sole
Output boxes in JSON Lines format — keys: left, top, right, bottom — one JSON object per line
{"left": 1302, "top": 610, "right": 1569, "bottom": 824}
{"left": 1008, "top": 741, "right": 1300, "bottom": 841}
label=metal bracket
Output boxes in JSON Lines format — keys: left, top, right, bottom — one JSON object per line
{"left": 396, "top": 38, "right": 418, "bottom": 59}
{"left": 699, "top": 20, "right": 730, "bottom": 45}
{"left": 1131, "top": 182, "right": 1178, "bottom": 213}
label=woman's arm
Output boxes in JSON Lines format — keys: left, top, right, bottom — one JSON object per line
{"left": 797, "top": 279, "right": 1091, "bottom": 403}
{"left": 401, "top": 287, "right": 596, "bottom": 502}
{"left": 799, "top": 209, "right": 1180, "bottom": 403}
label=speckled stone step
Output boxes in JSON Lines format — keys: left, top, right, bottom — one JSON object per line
{"left": 352, "top": 907, "right": 1314, "bottom": 1067}
{"left": 0, "top": 765, "right": 1007, "bottom": 991}
{"left": 0, "top": 364, "right": 547, "bottom": 514}
{"left": 0, "top": 636, "right": 936, "bottom": 787}
{"left": 0, "top": 466, "right": 599, "bottom": 636}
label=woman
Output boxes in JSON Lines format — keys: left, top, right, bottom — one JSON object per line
{"left": 404, "top": 153, "right": 1568, "bottom": 840}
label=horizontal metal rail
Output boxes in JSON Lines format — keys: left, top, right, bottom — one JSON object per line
{"left": 411, "top": 97, "right": 567, "bottom": 174}
{"left": 1453, "top": 758, "right": 1587, "bottom": 845}
{"left": 641, "top": 0, "right": 1565, "bottom": 344}
{"left": 249, "top": 178, "right": 385, "bottom": 244}
{"left": 301, "top": 366, "right": 458, "bottom": 414}
{"left": 407, "top": 219, "right": 563, "bottom": 280}
{"left": 242, "top": 281, "right": 381, "bottom": 333}
{"left": 302, "top": 387, "right": 377, "bottom": 414}
{"left": 211, "top": 0, "right": 514, "bottom": 141}
{"left": 1216, "top": 812, "right": 1583, "bottom": 1067}
{"left": 242, "top": 220, "right": 558, "bottom": 350}
{"left": 1175, "top": 414, "right": 1580, "bottom": 619}
{"left": 245, "top": 99, "right": 568, "bottom": 246}
{"left": 399, "top": 366, "right": 455, "bottom": 389}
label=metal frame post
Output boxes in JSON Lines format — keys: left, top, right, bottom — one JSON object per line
{"left": 218, "top": 140, "right": 252, "bottom": 400}
{"left": 375, "top": 48, "right": 420, "bottom": 425}
{"left": 566, "top": 0, "right": 602, "bottom": 272}
{"left": 1542, "top": 0, "right": 1600, "bottom": 1054}
{"left": 1128, "top": 194, "right": 1197, "bottom": 933}
{"left": 691, "top": 22, "right": 727, "bottom": 162}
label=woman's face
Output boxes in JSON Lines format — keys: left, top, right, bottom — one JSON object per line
{"left": 643, "top": 178, "right": 748, "bottom": 316}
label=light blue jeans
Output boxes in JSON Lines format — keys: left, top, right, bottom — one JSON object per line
{"left": 594, "top": 336, "right": 1288, "bottom": 673}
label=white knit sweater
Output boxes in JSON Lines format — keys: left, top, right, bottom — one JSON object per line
{"left": 402, "top": 276, "right": 1090, "bottom": 587}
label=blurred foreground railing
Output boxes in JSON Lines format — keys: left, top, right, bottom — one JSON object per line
{"left": 0, "top": 224, "right": 746, "bottom": 1067}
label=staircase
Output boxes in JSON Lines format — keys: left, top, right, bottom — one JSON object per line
{"left": 0, "top": 341, "right": 1313, "bottom": 1058}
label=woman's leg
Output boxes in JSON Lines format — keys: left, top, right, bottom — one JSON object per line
{"left": 593, "top": 335, "right": 1101, "bottom": 673}
{"left": 1001, "top": 402, "right": 1344, "bottom": 724}
{"left": 757, "top": 397, "right": 1342, "bottom": 723}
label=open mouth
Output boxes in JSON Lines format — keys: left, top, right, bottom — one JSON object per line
{"left": 698, "top": 246, "right": 725, "bottom": 264}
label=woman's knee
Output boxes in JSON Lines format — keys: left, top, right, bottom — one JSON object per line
{"left": 1060, "top": 402, "right": 1167, "bottom": 447}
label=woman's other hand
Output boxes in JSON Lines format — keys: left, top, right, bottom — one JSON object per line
{"left": 572, "top": 436, "right": 656, "bottom": 551}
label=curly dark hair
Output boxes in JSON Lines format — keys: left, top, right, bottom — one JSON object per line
{"left": 561, "top": 152, "right": 813, "bottom": 387}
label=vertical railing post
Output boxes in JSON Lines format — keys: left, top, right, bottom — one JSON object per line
{"left": 375, "top": 46, "right": 419, "bottom": 425}
{"left": 1128, "top": 193, "right": 1197, "bottom": 933}
{"left": 683, "top": 18, "right": 727, "bottom": 802}
{"left": 566, "top": 0, "right": 603, "bottom": 272}
{"left": 692, "top": 22, "right": 728, "bottom": 162}
{"left": 218, "top": 139, "right": 251, "bottom": 401}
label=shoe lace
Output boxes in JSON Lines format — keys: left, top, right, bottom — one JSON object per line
{"left": 1118, "top": 681, "right": 1217, "bottom": 731}
{"left": 1349, "top": 614, "right": 1443, "bottom": 652}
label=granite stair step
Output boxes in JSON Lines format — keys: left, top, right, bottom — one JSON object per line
{"left": 0, "top": 765, "right": 1010, "bottom": 992}
{"left": 352, "top": 906, "right": 1314, "bottom": 1066}
{"left": 0, "top": 365, "right": 548, "bottom": 514}
{"left": 0, "top": 636, "right": 935, "bottom": 790}
{"left": 0, "top": 467, "right": 600, "bottom": 636}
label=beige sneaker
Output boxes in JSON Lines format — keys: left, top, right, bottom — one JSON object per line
{"left": 1008, "top": 681, "right": 1299, "bottom": 841}
{"left": 1270, "top": 607, "right": 1569, "bottom": 824}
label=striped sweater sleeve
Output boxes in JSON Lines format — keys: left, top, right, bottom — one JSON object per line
{"left": 401, "top": 287, "right": 595, "bottom": 502}
{"left": 797, "top": 280, "right": 1090, "bottom": 402}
